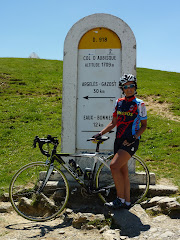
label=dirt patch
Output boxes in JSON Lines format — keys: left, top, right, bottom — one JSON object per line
{"left": 157, "top": 178, "right": 176, "bottom": 187}
{"left": 0, "top": 212, "right": 103, "bottom": 240}
{"left": 1, "top": 204, "right": 180, "bottom": 240}
{"left": 142, "top": 96, "right": 180, "bottom": 122}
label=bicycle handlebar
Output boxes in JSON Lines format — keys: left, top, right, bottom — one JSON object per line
{"left": 33, "top": 135, "right": 59, "bottom": 157}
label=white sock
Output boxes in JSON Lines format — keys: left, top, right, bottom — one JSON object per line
{"left": 125, "top": 201, "right": 131, "bottom": 206}
{"left": 117, "top": 197, "right": 125, "bottom": 203}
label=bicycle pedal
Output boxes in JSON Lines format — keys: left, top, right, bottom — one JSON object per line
{"left": 105, "top": 189, "right": 110, "bottom": 196}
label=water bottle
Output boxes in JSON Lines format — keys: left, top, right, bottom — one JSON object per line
{"left": 75, "top": 164, "right": 83, "bottom": 176}
{"left": 69, "top": 159, "right": 76, "bottom": 170}
{"left": 84, "top": 168, "right": 93, "bottom": 180}
{"left": 84, "top": 168, "right": 93, "bottom": 187}
{"left": 69, "top": 159, "right": 83, "bottom": 176}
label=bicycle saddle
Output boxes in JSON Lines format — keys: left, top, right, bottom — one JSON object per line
{"left": 87, "top": 136, "right": 109, "bottom": 142}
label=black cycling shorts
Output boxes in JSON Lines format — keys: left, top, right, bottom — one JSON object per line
{"left": 114, "top": 138, "right": 139, "bottom": 156}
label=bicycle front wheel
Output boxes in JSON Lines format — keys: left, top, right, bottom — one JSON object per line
{"left": 9, "top": 162, "right": 69, "bottom": 221}
{"left": 96, "top": 154, "right": 150, "bottom": 205}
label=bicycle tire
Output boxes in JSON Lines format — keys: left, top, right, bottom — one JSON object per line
{"left": 9, "top": 162, "right": 69, "bottom": 221}
{"left": 96, "top": 154, "right": 150, "bottom": 205}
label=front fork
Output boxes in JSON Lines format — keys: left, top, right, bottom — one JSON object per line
{"left": 36, "top": 160, "right": 54, "bottom": 194}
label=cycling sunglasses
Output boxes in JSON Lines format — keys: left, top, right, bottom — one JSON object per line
{"left": 123, "top": 84, "right": 136, "bottom": 90}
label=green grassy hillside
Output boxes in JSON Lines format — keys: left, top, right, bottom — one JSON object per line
{"left": 0, "top": 58, "right": 179, "bottom": 193}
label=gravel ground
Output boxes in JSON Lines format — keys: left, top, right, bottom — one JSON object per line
{"left": 0, "top": 204, "right": 180, "bottom": 240}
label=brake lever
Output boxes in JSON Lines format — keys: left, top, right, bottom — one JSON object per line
{"left": 47, "top": 135, "right": 58, "bottom": 144}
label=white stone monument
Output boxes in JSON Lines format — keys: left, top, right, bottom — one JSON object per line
{"left": 29, "top": 52, "right": 40, "bottom": 59}
{"left": 61, "top": 13, "right": 136, "bottom": 154}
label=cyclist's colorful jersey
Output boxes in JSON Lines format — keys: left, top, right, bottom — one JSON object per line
{"left": 113, "top": 96, "right": 147, "bottom": 139}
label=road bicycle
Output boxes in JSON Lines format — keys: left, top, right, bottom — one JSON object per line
{"left": 9, "top": 135, "right": 150, "bottom": 222}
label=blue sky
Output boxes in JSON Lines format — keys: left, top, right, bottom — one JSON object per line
{"left": 1, "top": 0, "right": 179, "bottom": 72}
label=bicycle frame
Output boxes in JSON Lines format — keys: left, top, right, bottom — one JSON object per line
{"left": 40, "top": 150, "right": 112, "bottom": 194}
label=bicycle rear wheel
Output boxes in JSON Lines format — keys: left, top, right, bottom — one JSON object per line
{"left": 9, "top": 162, "right": 69, "bottom": 221}
{"left": 96, "top": 154, "right": 150, "bottom": 205}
